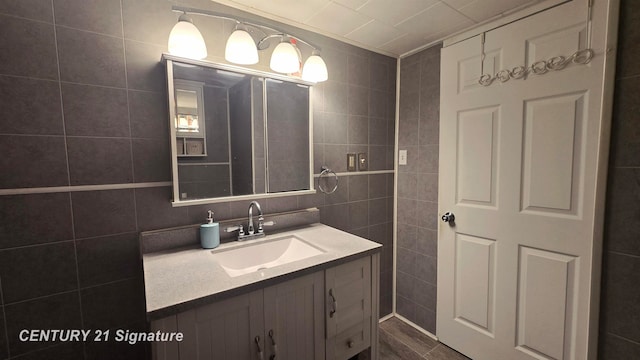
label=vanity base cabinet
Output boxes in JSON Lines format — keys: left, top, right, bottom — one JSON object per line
{"left": 150, "top": 253, "right": 379, "bottom": 360}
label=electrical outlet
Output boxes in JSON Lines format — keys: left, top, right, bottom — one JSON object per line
{"left": 399, "top": 150, "right": 407, "bottom": 165}
{"left": 358, "top": 153, "right": 367, "bottom": 171}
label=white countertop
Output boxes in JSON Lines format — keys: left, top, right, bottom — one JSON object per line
{"left": 143, "top": 223, "right": 382, "bottom": 320}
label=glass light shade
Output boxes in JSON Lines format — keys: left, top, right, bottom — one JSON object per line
{"left": 225, "top": 29, "right": 258, "bottom": 65}
{"left": 270, "top": 41, "right": 300, "bottom": 73}
{"left": 168, "top": 16, "right": 207, "bottom": 60}
{"left": 302, "top": 54, "right": 328, "bottom": 82}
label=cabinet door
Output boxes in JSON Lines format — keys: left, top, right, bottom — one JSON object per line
{"left": 325, "top": 256, "right": 372, "bottom": 338}
{"left": 177, "top": 290, "right": 264, "bottom": 360}
{"left": 263, "top": 271, "right": 325, "bottom": 360}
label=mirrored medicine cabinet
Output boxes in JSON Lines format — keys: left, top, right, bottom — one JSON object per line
{"left": 163, "top": 54, "right": 315, "bottom": 206}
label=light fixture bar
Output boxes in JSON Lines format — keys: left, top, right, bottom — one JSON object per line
{"left": 171, "top": 5, "right": 322, "bottom": 52}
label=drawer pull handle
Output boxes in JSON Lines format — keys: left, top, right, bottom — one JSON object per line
{"left": 347, "top": 340, "right": 354, "bottom": 348}
{"left": 269, "top": 329, "right": 278, "bottom": 357}
{"left": 329, "top": 289, "right": 338, "bottom": 318}
{"left": 255, "top": 336, "right": 264, "bottom": 360}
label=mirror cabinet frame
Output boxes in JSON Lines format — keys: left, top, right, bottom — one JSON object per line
{"left": 163, "top": 54, "right": 316, "bottom": 206}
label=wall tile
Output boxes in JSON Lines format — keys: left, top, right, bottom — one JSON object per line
{"left": 322, "top": 49, "right": 348, "bottom": 84}
{"left": 397, "top": 248, "right": 417, "bottom": 276}
{"left": 397, "top": 271, "right": 414, "bottom": 300}
{"left": 324, "top": 113, "right": 348, "bottom": 144}
{"left": 349, "top": 226, "right": 369, "bottom": 239}
{"left": 415, "top": 305, "right": 436, "bottom": 334}
{"left": 417, "top": 229, "right": 437, "bottom": 257}
{"left": 370, "top": 89, "right": 388, "bottom": 120}
{"left": 380, "top": 293, "right": 392, "bottom": 317}
{"left": 368, "top": 223, "right": 388, "bottom": 245}
{"left": 313, "top": 112, "right": 325, "bottom": 144}
{"left": 600, "top": 333, "right": 640, "bottom": 360}
{"left": 76, "top": 232, "right": 141, "bottom": 288}
{"left": 369, "top": 198, "right": 387, "bottom": 226}
{"left": 132, "top": 138, "right": 171, "bottom": 183}
{"left": 313, "top": 144, "right": 324, "bottom": 172}
{"left": 369, "top": 117, "right": 387, "bottom": 146}
{"left": 67, "top": 137, "right": 133, "bottom": 185}
{"left": 396, "top": 295, "right": 416, "bottom": 321}
{"left": 0, "top": 15, "right": 58, "bottom": 79}
{"left": 614, "top": 0, "right": 640, "bottom": 79}
{"left": 348, "top": 53, "right": 370, "bottom": 87}
{"left": 369, "top": 174, "right": 387, "bottom": 199}
{"left": 121, "top": 0, "right": 175, "bottom": 46}
{"left": 369, "top": 145, "right": 386, "bottom": 171}
{"left": 419, "top": 101, "right": 440, "bottom": 146}
{"left": 186, "top": 202, "right": 231, "bottom": 224}
{"left": 0, "top": 76, "right": 63, "bottom": 135}
{"left": 348, "top": 201, "right": 369, "bottom": 230}
{"left": 323, "top": 81, "right": 348, "bottom": 114}
{"left": 398, "top": 224, "right": 418, "bottom": 251}
{"left": 62, "top": 83, "right": 130, "bottom": 137}
{"left": 602, "top": 252, "right": 640, "bottom": 342}
{"left": 135, "top": 187, "right": 190, "bottom": 231}
{"left": 124, "top": 40, "right": 166, "bottom": 93}
{"left": 320, "top": 203, "right": 349, "bottom": 231}
{"left": 72, "top": 189, "right": 137, "bottom": 238}
{"left": 84, "top": 323, "right": 147, "bottom": 360}
{"left": 298, "top": 191, "right": 325, "bottom": 209}
{"left": 348, "top": 115, "right": 369, "bottom": 145}
{"left": 348, "top": 85, "right": 369, "bottom": 116}
{"left": 415, "top": 279, "right": 436, "bottom": 311}
{"left": 397, "top": 172, "right": 417, "bottom": 199}
{"left": 400, "top": 61, "right": 420, "bottom": 96}
{"left": 399, "top": 91, "right": 419, "bottom": 121}
{"left": 0, "top": 0, "right": 53, "bottom": 22}
{"left": 348, "top": 175, "right": 368, "bottom": 202}
{"left": 5, "top": 292, "right": 82, "bottom": 356}
{"left": 417, "top": 145, "right": 439, "bottom": 173}
{"left": 0, "top": 242, "right": 77, "bottom": 304}
{"left": 54, "top": 0, "right": 123, "bottom": 37}
{"left": 266, "top": 197, "right": 299, "bottom": 214}
{"left": 610, "top": 78, "right": 640, "bottom": 167}
{"left": 57, "top": 27, "right": 126, "bottom": 87}
{"left": 604, "top": 168, "right": 640, "bottom": 256}
{"left": 398, "top": 115, "right": 419, "bottom": 147}
{"left": 397, "top": 197, "right": 417, "bottom": 226}
{"left": 370, "top": 60, "right": 389, "bottom": 91}
{"left": 417, "top": 173, "right": 438, "bottom": 202}
{"left": 324, "top": 144, "right": 349, "bottom": 173}
{"left": 0, "top": 193, "right": 73, "bottom": 249}
{"left": 81, "top": 278, "right": 145, "bottom": 329}
{"left": 0, "top": 135, "right": 68, "bottom": 189}
{"left": 417, "top": 253, "right": 437, "bottom": 285}
{"left": 129, "top": 90, "right": 168, "bottom": 139}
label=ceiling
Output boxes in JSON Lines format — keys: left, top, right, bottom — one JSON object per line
{"left": 213, "top": 0, "right": 546, "bottom": 56}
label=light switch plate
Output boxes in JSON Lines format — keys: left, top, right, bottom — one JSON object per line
{"left": 399, "top": 150, "right": 407, "bottom": 165}
{"left": 347, "top": 153, "right": 356, "bottom": 171}
{"left": 358, "top": 153, "right": 367, "bottom": 171}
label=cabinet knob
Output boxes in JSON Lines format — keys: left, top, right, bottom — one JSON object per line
{"left": 347, "top": 340, "right": 354, "bottom": 348}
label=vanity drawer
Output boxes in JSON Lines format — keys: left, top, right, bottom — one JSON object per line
{"left": 326, "top": 319, "right": 371, "bottom": 360}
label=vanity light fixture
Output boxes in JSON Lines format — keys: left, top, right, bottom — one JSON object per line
{"left": 168, "top": 13, "right": 207, "bottom": 60}
{"left": 225, "top": 24, "right": 259, "bottom": 65}
{"left": 168, "top": 6, "right": 328, "bottom": 82}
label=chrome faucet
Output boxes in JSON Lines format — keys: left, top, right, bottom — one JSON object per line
{"left": 225, "top": 201, "right": 275, "bottom": 241}
{"left": 247, "top": 201, "right": 262, "bottom": 235}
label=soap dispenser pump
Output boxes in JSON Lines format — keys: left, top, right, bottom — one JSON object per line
{"left": 200, "top": 210, "right": 220, "bottom": 249}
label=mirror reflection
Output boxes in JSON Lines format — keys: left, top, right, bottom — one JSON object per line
{"left": 168, "top": 59, "right": 312, "bottom": 202}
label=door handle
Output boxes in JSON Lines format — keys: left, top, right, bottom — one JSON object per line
{"left": 329, "top": 289, "right": 337, "bottom": 318}
{"left": 441, "top": 212, "right": 455, "bottom": 225}
{"left": 255, "top": 336, "right": 264, "bottom": 360}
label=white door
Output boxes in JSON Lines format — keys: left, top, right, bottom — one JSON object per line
{"left": 437, "top": 1, "right": 618, "bottom": 359}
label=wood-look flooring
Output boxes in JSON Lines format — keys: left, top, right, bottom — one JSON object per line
{"left": 378, "top": 317, "right": 471, "bottom": 360}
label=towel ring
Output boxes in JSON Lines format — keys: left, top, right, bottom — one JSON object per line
{"left": 318, "top": 166, "right": 338, "bottom": 194}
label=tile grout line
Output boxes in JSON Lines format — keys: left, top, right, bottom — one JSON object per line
{"left": 381, "top": 324, "right": 432, "bottom": 359}
{"left": 119, "top": 0, "right": 140, "bottom": 234}
{"left": 0, "top": 276, "right": 11, "bottom": 359}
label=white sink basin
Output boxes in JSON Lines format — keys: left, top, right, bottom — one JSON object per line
{"left": 211, "top": 235, "right": 325, "bottom": 277}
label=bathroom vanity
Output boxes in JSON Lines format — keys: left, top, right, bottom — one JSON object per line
{"left": 143, "top": 223, "right": 381, "bottom": 360}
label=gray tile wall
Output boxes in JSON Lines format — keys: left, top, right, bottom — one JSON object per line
{"left": 396, "top": 45, "right": 441, "bottom": 333}
{"left": 599, "top": 0, "right": 640, "bottom": 357}
{"left": 0, "top": 0, "right": 396, "bottom": 359}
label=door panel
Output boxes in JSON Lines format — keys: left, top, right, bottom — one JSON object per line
{"left": 437, "top": 1, "right": 616, "bottom": 359}
{"left": 516, "top": 247, "right": 578, "bottom": 360}
{"left": 454, "top": 234, "right": 496, "bottom": 336}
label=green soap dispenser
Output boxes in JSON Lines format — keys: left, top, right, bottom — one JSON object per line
{"left": 200, "top": 210, "right": 220, "bottom": 249}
